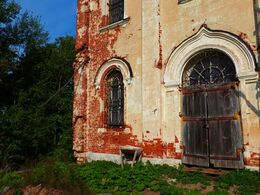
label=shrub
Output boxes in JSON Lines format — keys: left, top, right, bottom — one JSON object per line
{"left": 27, "top": 160, "right": 90, "bottom": 194}
{"left": 30, "top": 164, "right": 47, "bottom": 184}
{"left": 0, "top": 171, "right": 25, "bottom": 190}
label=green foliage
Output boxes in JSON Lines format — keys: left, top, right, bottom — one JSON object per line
{"left": 0, "top": 171, "right": 25, "bottom": 190}
{"left": 0, "top": 0, "right": 20, "bottom": 23}
{"left": 1, "top": 161, "right": 260, "bottom": 194}
{"left": 215, "top": 169, "right": 260, "bottom": 195}
{"left": 0, "top": 0, "right": 48, "bottom": 85}
{"left": 76, "top": 161, "right": 208, "bottom": 194}
{"left": 0, "top": 1, "right": 75, "bottom": 168}
{"left": 175, "top": 169, "right": 209, "bottom": 186}
{"left": 75, "top": 161, "right": 260, "bottom": 194}
{"left": 30, "top": 164, "right": 47, "bottom": 184}
{"left": 207, "top": 190, "right": 230, "bottom": 195}
{"left": 26, "top": 160, "right": 90, "bottom": 194}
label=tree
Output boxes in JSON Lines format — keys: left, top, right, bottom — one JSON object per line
{"left": 0, "top": 0, "right": 75, "bottom": 168}
{"left": 0, "top": 0, "right": 48, "bottom": 109}
{"left": 0, "top": 36, "right": 75, "bottom": 169}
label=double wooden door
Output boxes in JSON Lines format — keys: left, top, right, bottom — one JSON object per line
{"left": 181, "top": 83, "right": 244, "bottom": 169}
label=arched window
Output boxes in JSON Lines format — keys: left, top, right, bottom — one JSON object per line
{"left": 106, "top": 70, "right": 124, "bottom": 127}
{"left": 182, "top": 50, "right": 237, "bottom": 87}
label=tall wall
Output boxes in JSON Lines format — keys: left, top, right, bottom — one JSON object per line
{"left": 73, "top": 0, "right": 260, "bottom": 168}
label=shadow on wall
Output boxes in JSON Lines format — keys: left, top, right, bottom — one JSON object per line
{"left": 252, "top": 1, "right": 260, "bottom": 171}
{"left": 237, "top": 80, "right": 260, "bottom": 125}
{"left": 253, "top": 0, "right": 260, "bottom": 70}
{"left": 236, "top": 79, "right": 260, "bottom": 170}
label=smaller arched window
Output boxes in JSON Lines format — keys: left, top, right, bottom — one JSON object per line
{"left": 106, "top": 70, "right": 124, "bottom": 127}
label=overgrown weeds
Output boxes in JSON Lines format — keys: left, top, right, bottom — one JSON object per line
{"left": 1, "top": 160, "right": 260, "bottom": 194}
{"left": 0, "top": 171, "right": 24, "bottom": 194}
{"left": 215, "top": 169, "right": 260, "bottom": 195}
{"left": 77, "top": 161, "right": 208, "bottom": 194}
{"left": 24, "top": 159, "right": 90, "bottom": 194}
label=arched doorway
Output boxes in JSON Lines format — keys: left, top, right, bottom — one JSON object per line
{"left": 181, "top": 49, "right": 244, "bottom": 169}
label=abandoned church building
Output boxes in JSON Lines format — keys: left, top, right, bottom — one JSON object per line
{"left": 73, "top": 0, "right": 260, "bottom": 170}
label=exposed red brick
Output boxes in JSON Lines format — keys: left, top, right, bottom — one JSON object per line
{"left": 73, "top": 1, "right": 258, "bottom": 169}
{"left": 73, "top": 0, "right": 123, "bottom": 159}
{"left": 239, "top": 32, "right": 248, "bottom": 40}
{"left": 174, "top": 136, "right": 179, "bottom": 143}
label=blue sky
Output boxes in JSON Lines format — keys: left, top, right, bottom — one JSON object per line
{"left": 16, "top": 0, "right": 77, "bottom": 42}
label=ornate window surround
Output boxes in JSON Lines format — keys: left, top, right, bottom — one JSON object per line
{"left": 162, "top": 27, "right": 258, "bottom": 161}
{"left": 163, "top": 27, "right": 257, "bottom": 89}
{"left": 94, "top": 58, "right": 133, "bottom": 89}
{"left": 95, "top": 58, "right": 132, "bottom": 129}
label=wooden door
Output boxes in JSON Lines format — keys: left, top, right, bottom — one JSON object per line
{"left": 181, "top": 50, "right": 244, "bottom": 168}
{"left": 181, "top": 83, "right": 244, "bottom": 168}
{"left": 207, "top": 83, "right": 244, "bottom": 169}
{"left": 181, "top": 86, "right": 209, "bottom": 167}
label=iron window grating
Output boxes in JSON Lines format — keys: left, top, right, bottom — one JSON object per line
{"left": 182, "top": 50, "right": 237, "bottom": 87}
{"left": 106, "top": 70, "right": 124, "bottom": 127}
{"left": 109, "top": 0, "right": 124, "bottom": 24}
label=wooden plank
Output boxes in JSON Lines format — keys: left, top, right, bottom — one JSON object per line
{"left": 182, "top": 90, "right": 209, "bottom": 167}
{"left": 181, "top": 83, "right": 244, "bottom": 169}
{"left": 207, "top": 85, "right": 244, "bottom": 169}
{"left": 182, "top": 121, "right": 209, "bottom": 167}
{"left": 183, "top": 165, "right": 229, "bottom": 176}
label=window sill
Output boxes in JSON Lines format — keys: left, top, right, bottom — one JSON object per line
{"left": 99, "top": 17, "right": 130, "bottom": 33}
{"left": 178, "top": 0, "right": 193, "bottom": 4}
{"left": 107, "top": 126, "right": 125, "bottom": 129}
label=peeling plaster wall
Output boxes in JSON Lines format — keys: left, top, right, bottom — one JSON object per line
{"left": 73, "top": 0, "right": 145, "bottom": 162}
{"left": 73, "top": 0, "right": 260, "bottom": 169}
{"left": 159, "top": 0, "right": 260, "bottom": 168}
{"left": 160, "top": 0, "right": 257, "bottom": 54}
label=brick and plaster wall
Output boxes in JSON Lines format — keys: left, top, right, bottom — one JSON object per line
{"left": 73, "top": 0, "right": 260, "bottom": 169}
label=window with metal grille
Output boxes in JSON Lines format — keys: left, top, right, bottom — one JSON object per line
{"left": 109, "top": 0, "right": 124, "bottom": 24}
{"left": 106, "top": 70, "right": 124, "bottom": 127}
{"left": 182, "top": 50, "right": 237, "bottom": 87}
